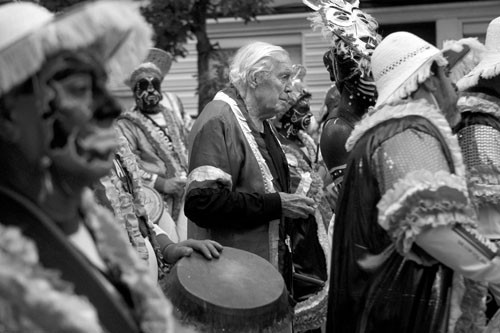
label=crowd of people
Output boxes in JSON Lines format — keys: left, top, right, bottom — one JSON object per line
{"left": 2, "top": 0, "right": 500, "bottom": 332}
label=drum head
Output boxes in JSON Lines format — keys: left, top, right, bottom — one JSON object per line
{"left": 164, "top": 247, "right": 291, "bottom": 332}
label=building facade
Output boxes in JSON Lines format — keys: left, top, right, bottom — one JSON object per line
{"left": 113, "top": 0, "right": 500, "bottom": 118}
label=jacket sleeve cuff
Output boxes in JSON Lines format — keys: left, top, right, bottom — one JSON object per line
{"left": 263, "top": 192, "right": 282, "bottom": 220}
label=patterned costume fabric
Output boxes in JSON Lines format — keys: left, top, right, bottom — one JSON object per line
{"left": 0, "top": 188, "right": 175, "bottom": 333}
{"left": 452, "top": 92, "right": 500, "bottom": 332}
{"left": 327, "top": 99, "right": 477, "bottom": 332}
{"left": 95, "top": 135, "right": 173, "bottom": 282}
{"left": 117, "top": 103, "right": 189, "bottom": 242}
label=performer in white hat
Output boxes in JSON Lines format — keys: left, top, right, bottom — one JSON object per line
{"left": 449, "top": 17, "right": 500, "bottom": 332}
{"left": 0, "top": 1, "right": 182, "bottom": 332}
{"left": 327, "top": 31, "right": 500, "bottom": 333}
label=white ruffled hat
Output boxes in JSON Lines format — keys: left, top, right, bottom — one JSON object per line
{"left": 457, "top": 17, "right": 500, "bottom": 91}
{"left": 442, "top": 38, "right": 486, "bottom": 85}
{"left": 372, "top": 31, "right": 447, "bottom": 108}
{"left": 0, "top": 1, "right": 153, "bottom": 95}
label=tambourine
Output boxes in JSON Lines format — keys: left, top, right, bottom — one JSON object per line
{"left": 141, "top": 185, "right": 164, "bottom": 224}
{"left": 163, "top": 246, "right": 292, "bottom": 332}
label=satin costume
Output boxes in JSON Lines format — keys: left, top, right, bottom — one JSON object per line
{"left": 327, "top": 99, "right": 480, "bottom": 333}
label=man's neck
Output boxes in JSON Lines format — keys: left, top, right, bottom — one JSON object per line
{"left": 41, "top": 179, "right": 83, "bottom": 234}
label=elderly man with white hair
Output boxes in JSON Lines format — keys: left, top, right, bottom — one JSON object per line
{"left": 185, "top": 41, "right": 315, "bottom": 296}
{"left": 326, "top": 31, "right": 500, "bottom": 333}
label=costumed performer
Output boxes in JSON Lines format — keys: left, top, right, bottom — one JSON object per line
{"left": 185, "top": 41, "right": 315, "bottom": 300}
{"left": 303, "top": 0, "right": 381, "bottom": 205}
{"left": 117, "top": 48, "right": 189, "bottom": 242}
{"left": 276, "top": 64, "right": 332, "bottom": 332}
{"left": 327, "top": 31, "right": 500, "bottom": 333}
{"left": 0, "top": 1, "right": 186, "bottom": 332}
{"left": 95, "top": 134, "right": 222, "bottom": 284}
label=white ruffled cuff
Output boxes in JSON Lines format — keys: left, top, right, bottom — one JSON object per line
{"left": 378, "top": 169, "right": 477, "bottom": 254}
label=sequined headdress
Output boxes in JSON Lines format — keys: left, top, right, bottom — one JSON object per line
{"left": 303, "top": 0, "right": 381, "bottom": 77}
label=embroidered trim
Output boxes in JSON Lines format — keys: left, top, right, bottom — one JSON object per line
{"left": 213, "top": 91, "right": 280, "bottom": 269}
{"left": 119, "top": 107, "right": 188, "bottom": 178}
{"left": 457, "top": 93, "right": 500, "bottom": 118}
{"left": 100, "top": 136, "right": 168, "bottom": 273}
{"left": 81, "top": 189, "right": 175, "bottom": 333}
{"left": 280, "top": 143, "right": 332, "bottom": 331}
{"left": 347, "top": 98, "right": 467, "bottom": 178}
{"left": 213, "top": 92, "right": 276, "bottom": 193}
{"left": 119, "top": 107, "right": 188, "bottom": 221}
{"left": 186, "top": 165, "right": 233, "bottom": 192}
{"left": 0, "top": 224, "right": 102, "bottom": 333}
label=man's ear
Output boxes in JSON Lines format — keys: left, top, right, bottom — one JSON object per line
{"left": 0, "top": 96, "right": 20, "bottom": 142}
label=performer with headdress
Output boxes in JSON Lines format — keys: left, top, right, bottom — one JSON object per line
{"left": 275, "top": 64, "right": 332, "bottom": 332}
{"left": 303, "top": 0, "right": 381, "bottom": 202}
{"left": 118, "top": 48, "right": 189, "bottom": 243}
{"left": 0, "top": 2, "right": 184, "bottom": 332}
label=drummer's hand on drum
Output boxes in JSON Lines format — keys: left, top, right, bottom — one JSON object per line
{"left": 279, "top": 192, "right": 315, "bottom": 219}
{"left": 163, "top": 239, "right": 223, "bottom": 264}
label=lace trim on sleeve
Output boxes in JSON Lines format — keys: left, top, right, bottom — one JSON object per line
{"left": 378, "top": 169, "right": 477, "bottom": 254}
{"left": 468, "top": 166, "right": 500, "bottom": 207}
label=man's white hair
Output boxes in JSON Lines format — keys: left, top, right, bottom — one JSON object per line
{"left": 229, "top": 41, "right": 290, "bottom": 90}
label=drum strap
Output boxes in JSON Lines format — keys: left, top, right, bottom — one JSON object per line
{"left": 0, "top": 186, "right": 140, "bottom": 333}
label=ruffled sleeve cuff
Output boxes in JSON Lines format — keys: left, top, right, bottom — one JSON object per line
{"left": 378, "top": 169, "right": 477, "bottom": 254}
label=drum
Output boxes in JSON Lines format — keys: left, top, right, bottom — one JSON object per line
{"left": 163, "top": 246, "right": 292, "bottom": 333}
{"left": 141, "top": 185, "right": 164, "bottom": 224}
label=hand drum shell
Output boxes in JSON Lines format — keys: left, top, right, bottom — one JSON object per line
{"left": 164, "top": 247, "right": 292, "bottom": 332}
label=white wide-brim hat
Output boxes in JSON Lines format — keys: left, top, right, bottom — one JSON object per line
{"left": 0, "top": 0, "right": 153, "bottom": 95}
{"left": 457, "top": 17, "right": 500, "bottom": 91}
{"left": 372, "top": 31, "right": 447, "bottom": 108}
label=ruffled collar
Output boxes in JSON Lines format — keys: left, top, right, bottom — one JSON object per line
{"left": 457, "top": 92, "right": 500, "bottom": 118}
{"left": 346, "top": 98, "right": 466, "bottom": 178}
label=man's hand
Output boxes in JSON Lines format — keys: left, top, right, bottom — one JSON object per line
{"left": 279, "top": 192, "right": 315, "bottom": 219}
{"left": 159, "top": 177, "right": 187, "bottom": 195}
{"left": 162, "top": 239, "right": 223, "bottom": 264}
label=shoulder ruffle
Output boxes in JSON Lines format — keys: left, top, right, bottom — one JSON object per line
{"left": 347, "top": 98, "right": 466, "bottom": 178}
{"left": 457, "top": 93, "right": 500, "bottom": 117}
{"left": 377, "top": 169, "right": 476, "bottom": 255}
{"left": 0, "top": 224, "right": 102, "bottom": 333}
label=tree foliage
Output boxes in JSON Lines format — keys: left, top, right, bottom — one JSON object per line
{"left": 36, "top": 0, "right": 275, "bottom": 113}
{"left": 38, "top": 0, "right": 83, "bottom": 12}
{"left": 141, "top": 0, "right": 275, "bottom": 113}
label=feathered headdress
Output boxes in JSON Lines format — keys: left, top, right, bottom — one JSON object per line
{"left": 303, "top": 0, "right": 381, "bottom": 77}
